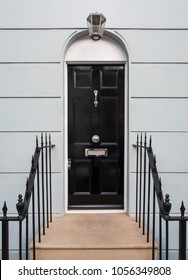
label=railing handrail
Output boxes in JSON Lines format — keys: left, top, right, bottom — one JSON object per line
{"left": 133, "top": 133, "right": 187, "bottom": 260}
{"left": 147, "top": 140, "right": 188, "bottom": 221}
{"left": 0, "top": 133, "right": 55, "bottom": 260}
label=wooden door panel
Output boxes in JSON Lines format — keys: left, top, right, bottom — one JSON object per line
{"left": 100, "top": 97, "right": 119, "bottom": 144}
{"left": 99, "top": 159, "right": 119, "bottom": 194}
{"left": 99, "top": 66, "right": 120, "bottom": 88}
{"left": 73, "top": 97, "right": 92, "bottom": 143}
{"left": 73, "top": 159, "right": 92, "bottom": 194}
{"left": 68, "top": 65, "right": 124, "bottom": 209}
{"left": 73, "top": 66, "right": 93, "bottom": 88}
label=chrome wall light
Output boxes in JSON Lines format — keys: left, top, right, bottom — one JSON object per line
{"left": 87, "top": 12, "right": 106, "bottom": 41}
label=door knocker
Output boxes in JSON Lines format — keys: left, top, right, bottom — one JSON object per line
{"left": 94, "top": 90, "right": 98, "bottom": 107}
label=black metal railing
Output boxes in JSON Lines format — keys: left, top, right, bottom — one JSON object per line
{"left": 0, "top": 133, "right": 55, "bottom": 260}
{"left": 133, "top": 133, "right": 187, "bottom": 260}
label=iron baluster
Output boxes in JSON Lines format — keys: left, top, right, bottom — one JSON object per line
{"left": 159, "top": 214, "right": 162, "bottom": 260}
{"left": 36, "top": 136, "right": 41, "bottom": 243}
{"left": 25, "top": 179, "right": 29, "bottom": 260}
{"left": 147, "top": 167, "right": 151, "bottom": 242}
{"left": 49, "top": 134, "right": 53, "bottom": 223}
{"left": 165, "top": 220, "right": 169, "bottom": 260}
{"left": 2, "top": 201, "right": 9, "bottom": 260}
{"left": 32, "top": 183, "right": 36, "bottom": 260}
{"left": 158, "top": 178, "right": 162, "bottom": 260}
{"left": 19, "top": 221, "right": 22, "bottom": 260}
{"left": 147, "top": 136, "right": 152, "bottom": 242}
{"left": 152, "top": 182, "right": 156, "bottom": 260}
{"left": 41, "top": 133, "right": 45, "bottom": 235}
{"left": 26, "top": 213, "right": 29, "bottom": 260}
{"left": 142, "top": 133, "right": 147, "bottom": 235}
{"left": 139, "top": 133, "right": 142, "bottom": 228}
{"left": 45, "top": 133, "right": 49, "bottom": 228}
{"left": 179, "top": 201, "right": 186, "bottom": 260}
{"left": 134, "top": 134, "right": 139, "bottom": 223}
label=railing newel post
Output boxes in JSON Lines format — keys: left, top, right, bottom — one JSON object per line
{"left": 16, "top": 194, "right": 24, "bottom": 260}
{"left": 163, "top": 194, "right": 171, "bottom": 260}
{"left": 163, "top": 194, "right": 172, "bottom": 216}
{"left": 16, "top": 194, "right": 24, "bottom": 217}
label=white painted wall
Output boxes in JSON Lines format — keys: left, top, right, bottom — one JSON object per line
{"left": 0, "top": 0, "right": 188, "bottom": 259}
{"left": 0, "top": 0, "right": 188, "bottom": 29}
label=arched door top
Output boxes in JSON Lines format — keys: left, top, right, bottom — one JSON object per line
{"left": 65, "top": 35, "right": 127, "bottom": 63}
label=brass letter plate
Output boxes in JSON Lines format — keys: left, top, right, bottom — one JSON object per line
{"left": 85, "top": 148, "right": 108, "bottom": 157}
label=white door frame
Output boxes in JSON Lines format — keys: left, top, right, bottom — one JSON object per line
{"left": 62, "top": 31, "right": 129, "bottom": 213}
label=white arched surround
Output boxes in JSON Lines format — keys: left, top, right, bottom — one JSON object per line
{"left": 66, "top": 35, "right": 127, "bottom": 64}
{"left": 64, "top": 33, "right": 129, "bottom": 213}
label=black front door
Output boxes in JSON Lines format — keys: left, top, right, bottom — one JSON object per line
{"left": 68, "top": 65, "right": 124, "bottom": 209}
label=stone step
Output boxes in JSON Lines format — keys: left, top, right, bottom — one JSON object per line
{"left": 30, "top": 213, "right": 158, "bottom": 260}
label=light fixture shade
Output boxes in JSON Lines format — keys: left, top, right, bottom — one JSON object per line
{"left": 87, "top": 12, "right": 106, "bottom": 40}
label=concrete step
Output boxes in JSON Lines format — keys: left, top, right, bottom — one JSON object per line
{"left": 30, "top": 213, "right": 158, "bottom": 260}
